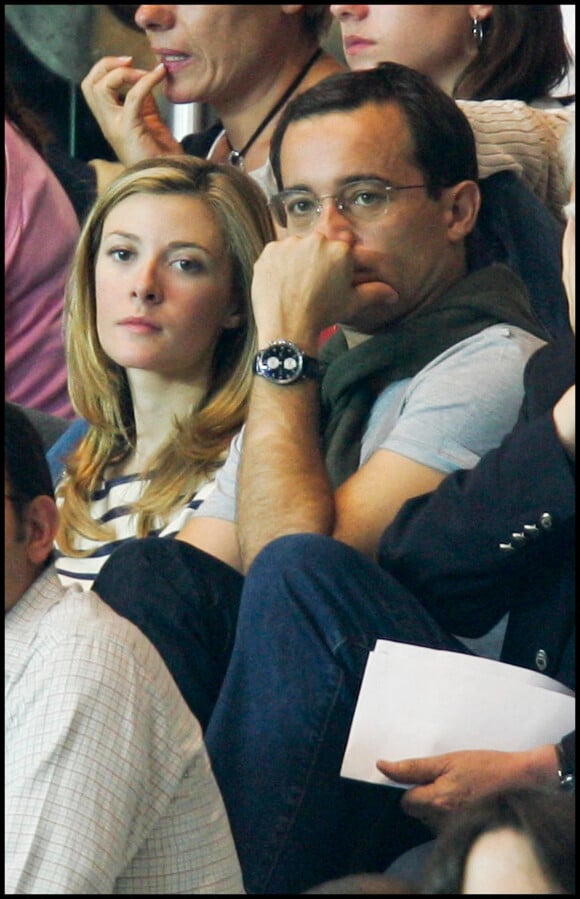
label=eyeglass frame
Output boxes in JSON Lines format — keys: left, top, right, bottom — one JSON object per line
{"left": 269, "top": 178, "right": 428, "bottom": 231}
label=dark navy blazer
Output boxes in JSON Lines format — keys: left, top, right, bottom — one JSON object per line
{"left": 379, "top": 336, "right": 574, "bottom": 686}
{"left": 379, "top": 336, "right": 575, "bottom": 768}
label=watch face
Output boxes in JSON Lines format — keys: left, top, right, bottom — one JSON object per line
{"left": 258, "top": 343, "right": 303, "bottom": 383}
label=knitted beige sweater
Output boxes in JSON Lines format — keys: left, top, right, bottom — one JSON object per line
{"left": 457, "top": 99, "right": 572, "bottom": 220}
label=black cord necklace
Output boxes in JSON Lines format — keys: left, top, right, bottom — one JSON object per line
{"left": 226, "top": 48, "right": 323, "bottom": 169}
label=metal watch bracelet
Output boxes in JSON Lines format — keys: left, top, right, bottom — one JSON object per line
{"left": 555, "top": 741, "right": 575, "bottom": 791}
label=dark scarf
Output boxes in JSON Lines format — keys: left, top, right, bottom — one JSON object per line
{"left": 320, "top": 264, "right": 548, "bottom": 488}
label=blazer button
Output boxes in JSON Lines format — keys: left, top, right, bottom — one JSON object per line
{"left": 539, "top": 513, "right": 553, "bottom": 530}
{"left": 535, "top": 649, "right": 549, "bottom": 671}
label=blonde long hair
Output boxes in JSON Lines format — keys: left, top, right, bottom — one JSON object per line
{"left": 57, "top": 156, "right": 274, "bottom": 554}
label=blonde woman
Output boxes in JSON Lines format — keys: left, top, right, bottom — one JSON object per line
{"left": 51, "top": 156, "right": 274, "bottom": 589}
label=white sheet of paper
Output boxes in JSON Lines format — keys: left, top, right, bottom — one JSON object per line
{"left": 340, "top": 640, "right": 575, "bottom": 788}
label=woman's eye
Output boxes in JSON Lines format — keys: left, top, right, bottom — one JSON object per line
{"left": 171, "top": 258, "right": 204, "bottom": 274}
{"left": 110, "top": 247, "right": 133, "bottom": 262}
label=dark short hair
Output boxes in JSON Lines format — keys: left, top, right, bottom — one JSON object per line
{"left": 270, "top": 62, "right": 478, "bottom": 197}
{"left": 5, "top": 403, "right": 55, "bottom": 503}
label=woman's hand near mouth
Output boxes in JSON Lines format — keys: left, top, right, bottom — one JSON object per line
{"left": 82, "top": 56, "right": 182, "bottom": 166}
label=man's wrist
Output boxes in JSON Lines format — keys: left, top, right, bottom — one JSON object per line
{"left": 253, "top": 340, "right": 322, "bottom": 386}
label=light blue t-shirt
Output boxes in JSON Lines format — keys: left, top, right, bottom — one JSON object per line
{"left": 197, "top": 323, "right": 545, "bottom": 529}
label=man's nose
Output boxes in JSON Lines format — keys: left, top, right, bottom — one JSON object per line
{"left": 313, "top": 198, "right": 356, "bottom": 244}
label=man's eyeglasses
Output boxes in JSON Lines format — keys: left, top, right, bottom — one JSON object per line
{"left": 269, "top": 179, "right": 426, "bottom": 233}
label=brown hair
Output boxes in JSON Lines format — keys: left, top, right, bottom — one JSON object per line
{"left": 454, "top": 5, "right": 573, "bottom": 102}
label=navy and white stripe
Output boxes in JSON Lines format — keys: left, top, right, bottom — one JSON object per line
{"left": 54, "top": 473, "right": 216, "bottom": 590}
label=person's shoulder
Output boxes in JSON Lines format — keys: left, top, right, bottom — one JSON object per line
{"left": 37, "top": 580, "right": 173, "bottom": 682}
{"left": 456, "top": 97, "right": 571, "bottom": 121}
{"left": 37, "top": 580, "right": 200, "bottom": 724}
{"left": 39, "top": 580, "right": 124, "bottom": 634}
{"left": 47, "top": 418, "right": 89, "bottom": 485}
{"left": 5, "top": 115, "right": 36, "bottom": 158}
{"left": 415, "top": 313, "right": 545, "bottom": 381}
{"left": 5, "top": 117, "right": 79, "bottom": 217}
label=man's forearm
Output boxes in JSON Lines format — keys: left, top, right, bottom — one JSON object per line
{"left": 238, "top": 379, "right": 334, "bottom": 572}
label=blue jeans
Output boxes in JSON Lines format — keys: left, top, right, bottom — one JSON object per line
{"left": 206, "top": 534, "right": 469, "bottom": 893}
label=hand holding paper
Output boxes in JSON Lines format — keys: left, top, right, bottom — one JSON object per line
{"left": 376, "top": 745, "right": 561, "bottom": 833}
{"left": 341, "top": 640, "right": 575, "bottom": 789}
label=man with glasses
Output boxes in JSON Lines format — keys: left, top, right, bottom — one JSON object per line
{"left": 197, "top": 114, "right": 574, "bottom": 893}
{"left": 174, "top": 61, "right": 547, "bottom": 571}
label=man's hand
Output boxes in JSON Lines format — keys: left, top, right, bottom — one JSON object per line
{"left": 81, "top": 56, "right": 182, "bottom": 166}
{"left": 251, "top": 232, "right": 355, "bottom": 348}
{"left": 377, "top": 745, "right": 559, "bottom": 832}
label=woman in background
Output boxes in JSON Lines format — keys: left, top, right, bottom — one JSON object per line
{"left": 333, "top": 5, "right": 572, "bottom": 103}
{"left": 82, "top": 5, "right": 342, "bottom": 198}
{"left": 332, "top": 4, "right": 573, "bottom": 208}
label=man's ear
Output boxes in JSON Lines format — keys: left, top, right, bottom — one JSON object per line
{"left": 443, "top": 180, "right": 481, "bottom": 243}
{"left": 24, "top": 496, "right": 59, "bottom": 566}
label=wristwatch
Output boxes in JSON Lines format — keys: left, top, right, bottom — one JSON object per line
{"left": 555, "top": 742, "right": 575, "bottom": 791}
{"left": 253, "top": 339, "right": 321, "bottom": 386}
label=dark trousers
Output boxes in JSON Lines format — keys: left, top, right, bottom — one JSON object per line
{"left": 94, "top": 533, "right": 470, "bottom": 893}
{"left": 94, "top": 537, "right": 243, "bottom": 731}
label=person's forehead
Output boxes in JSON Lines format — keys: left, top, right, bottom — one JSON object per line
{"left": 296, "top": 99, "right": 406, "bottom": 131}
{"left": 286, "top": 102, "right": 413, "bottom": 154}
{"left": 280, "top": 103, "right": 417, "bottom": 182}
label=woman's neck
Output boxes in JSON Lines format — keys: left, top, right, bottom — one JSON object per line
{"left": 114, "top": 375, "right": 207, "bottom": 476}
{"left": 213, "top": 50, "right": 346, "bottom": 172}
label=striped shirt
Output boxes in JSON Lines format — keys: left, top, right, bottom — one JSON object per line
{"left": 54, "top": 472, "right": 217, "bottom": 590}
{"left": 5, "top": 568, "right": 244, "bottom": 894}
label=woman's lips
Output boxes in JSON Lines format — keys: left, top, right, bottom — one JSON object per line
{"left": 343, "top": 36, "right": 376, "bottom": 56}
{"left": 153, "top": 50, "right": 191, "bottom": 74}
{"left": 118, "top": 317, "right": 162, "bottom": 333}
